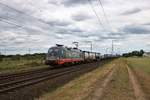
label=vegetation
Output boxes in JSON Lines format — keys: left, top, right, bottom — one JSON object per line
{"left": 0, "top": 53, "right": 46, "bottom": 61}
{"left": 38, "top": 60, "right": 115, "bottom": 100}
{"left": 38, "top": 59, "right": 136, "bottom": 100}
{"left": 39, "top": 58, "right": 150, "bottom": 100}
{"left": 101, "top": 58, "right": 135, "bottom": 100}
{"left": 123, "top": 50, "right": 144, "bottom": 57}
{"left": 0, "top": 53, "right": 47, "bottom": 72}
{"left": 127, "top": 57, "right": 150, "bottom": 99}
{"left": 127, "top": 57, "right": 150, "bottom": 74}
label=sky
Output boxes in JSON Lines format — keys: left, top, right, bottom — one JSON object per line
{"left": 0, "top": 0, "right": 150, "bottom": 55}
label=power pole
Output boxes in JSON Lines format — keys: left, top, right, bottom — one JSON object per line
{"left": 4, "top": 47, "right": 6, "bottom": 55}
{"left": 86, "top": 41, "right": 92, "bottom": 52}
{"left": 28, "top": 48, "right": 31, "bottom": 54}
{"left": 0, "top": 49, "right": 1, "bottom": 55}
{"left": 105, "top": 48, "right": 108, "bottom": 54}
{"left": 112, "top": 40, "right": 114, "bottom": 55}
{"left": 91, "top": 42, "right": 92, "bottom": 52}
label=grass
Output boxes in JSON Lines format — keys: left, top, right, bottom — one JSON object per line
{"left": 101, "top": 58, "right": 135, "bottom": 100}
{"left": 0, "top": 58, "right": 47, "bottom": 73}
{"left": 127, "top": 57, "right": 150, "bottom": 74}
{"left": 38, "top": 59, "right": 116, "bottom": 100}
{"left": 127, "top": 57, "right": 150, "bottom": 99}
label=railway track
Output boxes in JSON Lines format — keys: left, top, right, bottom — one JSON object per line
{"left": 0, "top": 67, "right": 51, "bottom": 81}
{"left": 0, "top": 67, "right": 72, "bottom": 84}
{"left": 0, "top": 63, "right": 98, "bottom": 94}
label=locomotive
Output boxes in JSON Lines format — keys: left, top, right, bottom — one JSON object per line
{"left": 45, "top": 44, "right": 101, "bottom": 66}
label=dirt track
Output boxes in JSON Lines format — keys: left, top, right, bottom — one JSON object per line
{"left": 85, "top": 64, "right": 115, "bottom": 100}
{"left": 126, "top": 65, "right": 146, "bottom": 100}
{"left": 85, "top": 58, "right": 148, "bottom": 100}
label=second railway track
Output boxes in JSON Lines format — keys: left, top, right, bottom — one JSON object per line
{"left": 0, "top": 63, "right": 98, "bottom": 94}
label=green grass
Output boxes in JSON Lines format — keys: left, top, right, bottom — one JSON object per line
{"left": 127, "top": 57, "right": 150, "bottom": 74}
{"left": 0, "top": 58, "right": 47, "bottom": 73}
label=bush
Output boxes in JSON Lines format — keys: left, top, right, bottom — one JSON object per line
{"left": 11, "top": 54, "right": 21, "bottom": 60}
{"left": 0, "top": 57, "right": 2, "bottom": 62}
{"left": 0, "top": 55, "right": 4, "bottom": 62}
{"left": 123, "top": 49, "right": 144, "bottom": 57}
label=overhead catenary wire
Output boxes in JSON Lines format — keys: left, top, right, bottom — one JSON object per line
{"left": 0, "top": 16, "right": 45, "bottom": 54}
{"left": 0, "top": 2, "right": 52, "bottom": 54}
{"left": 0, "top": 17, "right": 22, "bottom": 27}
{"left": 87, "top": 0, "right": 106, "bottom": 31}
{"left": 0, "top": 17, "right": 46, "bottom": 35}
{"left": 0, "top": 2, "right": 50, "bottom": 27}
{"left": 97, "top": 0, "right": 111, "bottom": 29}
{"left": 0, "top": 2, "right": 63, "bottom": 38}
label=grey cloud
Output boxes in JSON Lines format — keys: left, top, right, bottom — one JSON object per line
{"left": 108, "top": 32, "right": 126, "bottom": 36}
{"left": 56, "top": 26, "right": 84, "bottom": 35}
{"left": 142, "top": 22, "right": 150, "bottom": 26}
{"left": 99, "top": 35, "right": 125, "bottom": 40}
{"left": 79, "top": 32, "right": 126, "bottom": 43}
{"left": 122, "top": 25, "right": 150, "bottom": 34}
{"left": 72, "top": 13, "right": 92, "bottom": 21}
{"left": 121, "top": 8, "right": 142, "bottom": 15}
{"left": 48, "top": 1, "right": 59, "bottom": 5}
{"left": 69, "top": 28, "right": 83, "bottom": 33}
{"left": 46, "top": 20, "right": 72, "bottom": 27}
{"left": 76, "top": 33, "right": 92, "bottom": 38}
{"left": 62, "top": 0, "right": 89, "bottom": 6}
{"left": 0, "top": 3, "right": 56, "bottom": 36}
{"left": 62, "top": 0, "right": 110, "bottom": 7}
{"left": 92, "top": 32, "right": 127, "bottom": 42}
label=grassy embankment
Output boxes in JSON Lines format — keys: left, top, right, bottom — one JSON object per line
{"left": 38, "top": 59, "right": 117, "bottom": 100}
{"left": 127, "top": 57, "right": 150, "bottom": 99}
{"left": 0, "top": 55, "right": 47, "bottom": 73}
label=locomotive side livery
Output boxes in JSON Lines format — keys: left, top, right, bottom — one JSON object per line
{"left": 45, "top": 44, "right": 101, "bottom": 66}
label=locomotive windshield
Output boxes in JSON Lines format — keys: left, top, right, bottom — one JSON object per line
{"left": 48, "top": 47, "right": 62, "bottom": 57}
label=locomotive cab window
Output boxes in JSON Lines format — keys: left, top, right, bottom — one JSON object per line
{"left": 48, "top": 48, "right": 63, "bottom": 58}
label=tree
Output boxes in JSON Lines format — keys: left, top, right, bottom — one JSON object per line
{"left": 139, "top": 49, "right": 144, "bottom": 56}
{"left": 122, "top": 50, "right": 145, "bottom": 57}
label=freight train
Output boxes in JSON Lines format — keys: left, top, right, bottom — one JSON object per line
{"left": 45, "top": 44, "right": 115, "bottom": 66}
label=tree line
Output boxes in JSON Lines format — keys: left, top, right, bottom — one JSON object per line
{"left": 122, "top": 50, "right": 144, "bottom": 57}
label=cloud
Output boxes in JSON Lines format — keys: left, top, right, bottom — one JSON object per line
{"left": 72, "top": 12, "right": 92, "bottom": 21}
{"left": 62, "top": 0, "right": 90, "bottom": 7}
{"left": 46, "top": 20, "right": 72, "bottom": 27}
{"left": 55, "top": 26, "right": 84, "bottom": 36}
{"left": 0, "top": 0, "right": 150, "bottom": 54}
{"left": 121, "top": 8, "right": 142, "bottom": 15}
{"left": 122, "top": 25, "right": 150, "bottom": 34}
{"left": 142, "top": 22, "right": 150, "bottom": 26}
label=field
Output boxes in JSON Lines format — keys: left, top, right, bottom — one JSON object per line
{"left": 127, "top": 57, "right": 150, "bottom": 74}
{"left": 38, "top": 59, "right": 116, "bottom": 100}
{"left": 0, "top": 57, "right": 150, "bottom": 100}
{"left": 0, "top": 54, "right": 47, "bottom": 73}
{"left": 127, "top": 57, "right": 150, "bottom": 99}
{"left": 39, "top": 57, "right": 150, "bottom": 100}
